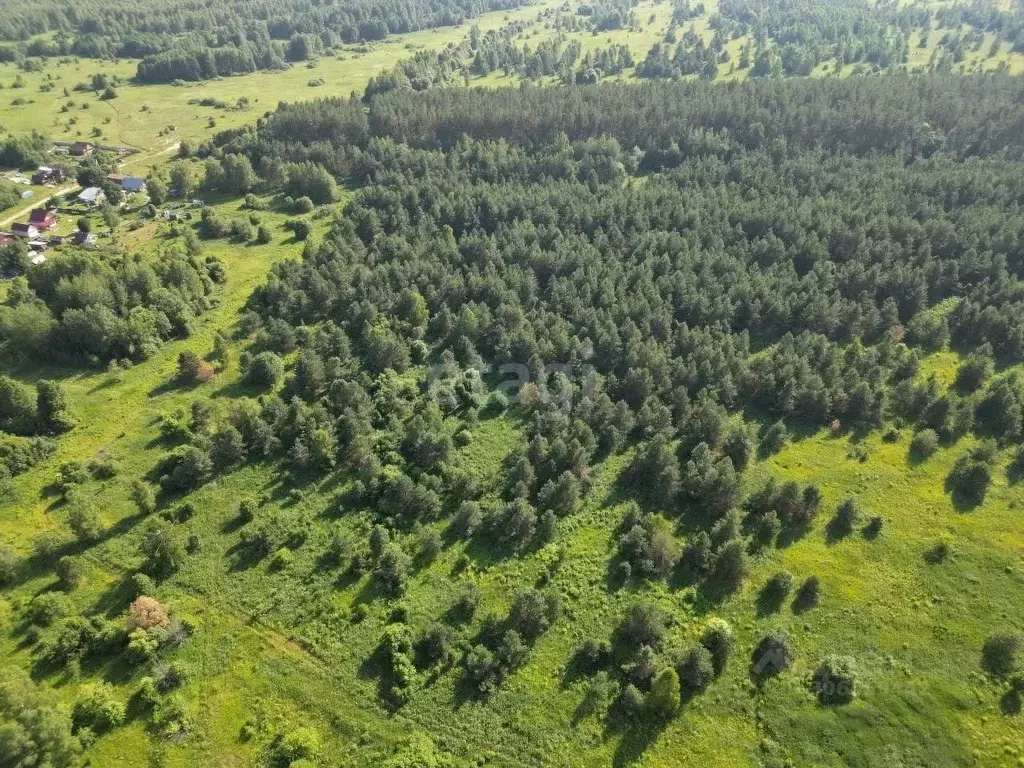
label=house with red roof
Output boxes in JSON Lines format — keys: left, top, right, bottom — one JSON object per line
{"left": 28, "top": 208, "right": 57, "bottom": 230}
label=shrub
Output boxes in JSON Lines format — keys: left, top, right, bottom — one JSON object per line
{"left": 273, "top": 727, "right": 321, "bottom": 765}
{"left": 711, "top": 539, "right": 749, "bottom": 592}
{"left": 415, "top": 623, "right": 455, "bottom": 669}
{"left": 751, "top": 629, "right": 794, "bottom": 679}
{"left": 646, "top": 667, "right": 680, "bottom": 719}
{"left": 617, "top": 603, "right": 666, "bottom": 649}
{"left": 677, "top": 644, "right": 714, "bottom": 694}
{"left": 27, "top": 591, "right": 68, "bottom": 627}
{"left": 833, "top": 497, "right": 860, "bottom": 535}
{"left": 794, "top": 575, "right": 821, "bottom": 611}
{"left": 509, "top": 588, "right": 561, "bottom": 642}
{"left": 485, "top": 390, "right": 508, "bottom": 414}
{"left": 700, "top": 618, "right": 734, "bottom": 677}
{"left": 374, "top": 547, "right": 409, "bottom": 596}
{"left": 128, "top": 595, "right": 169, "bottom": 631}
{"left": 67, "top": 503, "right": 103, "bottom": 543}
{"left": 947, "top": 448, "right": 993, "bottom": 506}
{"left": 72, "top": 684, "right": 125, "bottom": 733}
{"left": 955, "top": 353, "right": 992, "bottom": 393}
{"left": 416, "top": 528, "right": 443, "bottom": 564}
{"left": 983, "top": 632, "right": 1023, "bottom": 678}
{"left": 910, "top": 428, "right": 939, "bottom": 460}
{"left": 140, "top": 523, "right": 183, "bottom": 577}
{"left": 126, "top": 628, "right": 160, "bottom": 664}
{"left": 617, "top": 683, "right": 646, "bottom": 719}
{"left": 270, "top": 547, "right": 294, "bottom": 570}
{"left": 130, "top": 481, "right": 155, "bottom": 518}
{"left": 256, "top": 223, "right": 272, "bottom": 244}
{"left": 453, "top": 582, "right": 481, "bottom": 620}
{"left": 176, "top": 350, "right": 202, "bottom": 382}
{"left": 450, "top": 500, "right": 482, "bottom": 540}
{"left": 245, "top": 351, "right": 284, "bottom": 388}
{"left": 0, "top": 544, "right": 18, "bottom": 585}
{"left": 760, "top": 420, "right": 789, "bottom": 455}
{"left": 56, "top": 555, "right": 83, "bottom": 589}
{"left": 811, "top": 655, "right": 857, "bottom": 705}
{"left": 761, "top": 571, "right": 794, "bottom": 605}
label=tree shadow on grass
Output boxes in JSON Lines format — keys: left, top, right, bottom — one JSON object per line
{"left": 1000, "top": 688, "right": 1022, "bottom": 715}
{"left": 824, "top": 516, "right": 855, "bottom": 545}
{"left": 606, "top": 710, "right": 667, "bottom": 768}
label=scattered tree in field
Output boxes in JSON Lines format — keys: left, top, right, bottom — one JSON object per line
{"left": 811, "top": 655, "right": 858, "bottom": 705}
{"left": 983, "top": 632, "right": 1023, "bottom": 678}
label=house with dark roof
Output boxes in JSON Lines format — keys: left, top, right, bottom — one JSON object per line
{"left": 31, "top": 167, "right": 64, "bottom": 185}
{"left": 71, "top": 141, "right": 94, "bottom": 157}
{"left": 28, "top": 208, "right": 57, "bottom": 230}
{"left": 71, "top": 231, "right": 97, "bottom": 248}
{"left": 12, "top": 223, "right": 39, "bottom": 238}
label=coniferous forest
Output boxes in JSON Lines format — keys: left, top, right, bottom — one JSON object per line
{"left": 2, "top": 0, "right": 1024, "bottom": 766}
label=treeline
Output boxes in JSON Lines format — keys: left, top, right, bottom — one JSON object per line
{"left": 212, "top": 75, "right": 1024, "bottom": 164}
{"left": 0, "top": 242, "right": 224, "bottom": 366}
{"left": 363, "top": 26, "right": 635, "bottom": 100}
{"left": 0, "top": 0, "right": 529, "bottom": 74}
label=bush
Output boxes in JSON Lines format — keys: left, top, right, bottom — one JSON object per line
{"left": 72, "top": 684, "right": 125, "bottom": 733}
{"left": 617, "top": 603, "right": 666, "bottom": 649}
{"left": 128, "top": 595, "right": 170, "bottom": 631}
{"left": 947, "top": 448, "right": 993, "bottom": 506}
{"left": 294, "top": 196, "right": 314, "bottom": 213}
{"left": 833, "top": 497, "right": 860, "bottom": 535}
{"left": 760, "top": 420, "right": 789, "bottom": 455}
{"left": 176, "top": 350, "right": 202, "bottom": 382}
{"left": 288, "top": 218, "right": 313, "bottom": 240}
{"left": 373, "top": 547, "right": 409, "bottom": 596}
{"left": 415, "top": 623, "right": 455, "bottom": 669}
{"left": 751, "top": 629, "right": 793, "bottom": 679}
{"left": 485, "top": 390, "right": 508, "bottom": 414}
{"left": 955, "top": 353, "right": 992, "bottom": 393}
{"left": 0, "top": 545, "right": 19, "bottom": 585}
{"left": 645, "top": 667, "right": 680, "bottom": 719}
{"left": 246, "top": 351, "right": 284, "bottom": 388}
{"left": 677, "top": 644, "right": 714, "bottom": 694}
{"left": 761, "top": 570, "right": 793, "bottom": 604}
{"left": 509, "top": 588, "right": 560, "bottom": 642}
{"left": 811, "top": 655, "right": 858, "bottom": 705}
{"left": 27, "top": 591, "right": 68, "bottom": 627}
{"left": 256, "top": 223, "right": 272, "bottom": 244}
{"left": 56, "top": 555, "right": 83, "bottom": 589}
{"left": 711, "top": 539, "right": 748, "bottom": 592}
{"left": 983, "top": 632, "right": 1023, "bottom": 678}
{"left": 794, "top": 575, "right": 821, "bottom": 611}
{"left": 67, "top": 503, "right": 103, "bottom": 543}
{"left": 910, "top": 428, "right": 939, "bottom": 460}
{"left": 700, "top": 618, "right": 734, "bottom": 677}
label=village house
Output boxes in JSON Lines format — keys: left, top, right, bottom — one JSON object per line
{"left": 27, "top": 240, "right": 48, "bottom": 253}
{"left": 78, "top": 187, "right": 105, "bottom": 207}
{"left": 70, "top": 141, "right": 95, "bottom": 157}
{"left": 12, "top": 223, "right": 39, "bottom": 239}
{"left": 71, "top": 231, "right": 97, "bottom": 248}
{"left": 107, "top": 173, "right": 147, "bottom": 193}
{"left": 28, "top": 208, "right": 57, "bottom": 230}
{"left": 31, "top": 166, "right": 64, "bottom": 185}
